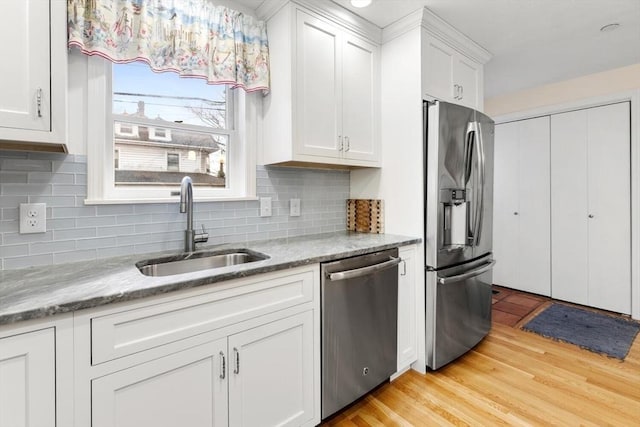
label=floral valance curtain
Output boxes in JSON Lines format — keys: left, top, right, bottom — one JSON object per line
{"left": 68, "top": 0, "right": 270, "bottom": 93}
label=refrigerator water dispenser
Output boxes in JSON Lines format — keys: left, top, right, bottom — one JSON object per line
{"left": 441, "top": 188, "right": 468, "bottom": 247}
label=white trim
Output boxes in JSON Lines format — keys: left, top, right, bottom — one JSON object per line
{"left": 495, "top": 90, "right": 640, "bottom": 320}
{"left": 382, "top": 7, "right": 492, "bottom": 65}
{"left": 257, "top": 0, "right": 382, "bottom": 43}
{"left": 86, "top": 56, "right": 256, "bottom": 203}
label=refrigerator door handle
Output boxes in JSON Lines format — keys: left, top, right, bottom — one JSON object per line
{"left": 463, "top": 124, "right": 475, "bottom": 186}
{"left": 474, "top": 121, "right": 486, "bottom": 246}
{"left": 437, "top": 260, "right": 496, "bottom": 285}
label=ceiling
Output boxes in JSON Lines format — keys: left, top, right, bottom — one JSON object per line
{"left": 236, "top": 0, "right": 640, "bottom": 99}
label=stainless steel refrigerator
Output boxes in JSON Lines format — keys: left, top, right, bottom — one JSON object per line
{"left": 423, "top": 100, "right": 495, "bottom": 370}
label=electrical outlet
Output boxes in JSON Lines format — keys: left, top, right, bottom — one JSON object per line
{"left": 290, "top": 198, "right": 301, "bottom": 217}
{"left": 260, "top": 197, "right": 272, "bottom": 217}
{"left": 20, "top": 203, "right": 46, "bottom": 234}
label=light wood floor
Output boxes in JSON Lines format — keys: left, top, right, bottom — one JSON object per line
{"left": 323, "top": 322, "right": 640, "bottom": 426}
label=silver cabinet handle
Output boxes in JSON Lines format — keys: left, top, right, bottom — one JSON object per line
{"left": 588, "top": 214, "right": 594, "bottom": 218}
{"left": 453, "top": 84, "right": 459, "bottom": 99}
{"left": 327, "top": 256, "right": 401, "bottom": 281}
{"left": 400, "top": 258, "right": 407, "bottom": 276}
{"left": 219, "top": 351, "right": 226, "bottom": 379}
{"left": 345, "top": 136, "right": 350, "bottom": 152}
{"left": 460, "top": 85, "right": 464, "bottom": 100}
{"left": 233, "top": 347, "right": 240, "bottom": 374}
{"left": 338, "top": 135, "right": 343, "bottom": 151}
{"left": 36, "top": 88, "right": 43, "bottom": 118}
{"left": 438, "top": 260, "right": 496, "bottom": 285}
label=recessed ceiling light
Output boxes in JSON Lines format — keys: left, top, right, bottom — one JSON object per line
{"left": 350, "top": 0, "right": 372, "bottom": 8}
{"left": 600, "top": 23, "right": 621, "bottom": 32}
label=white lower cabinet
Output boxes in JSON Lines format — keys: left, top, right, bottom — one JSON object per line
{"left": 92, "top": 310, "right": 314, "bottom": 427}
{"left": 0, "top": 328, "right": 56, "bottom": 427}
{"left": 396, "top": 245, "right": 417, "bottom": 372}
{"left": 77, "top": 265, "right": 320, "bottom": 427}
{"left": 92, "top": 338, "right": 228, "bottom": 427}
{"left": 228, "top": 311, "right": 314, "bottom": 427}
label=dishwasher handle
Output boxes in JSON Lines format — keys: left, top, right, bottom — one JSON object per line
{"left": 437, "top": 260, "right": 496, "bottom": 285}
{"left": 327, "top": 256, "right": 401, "bottom": 281}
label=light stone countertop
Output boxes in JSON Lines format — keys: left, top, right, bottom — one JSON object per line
{"left": 0, "top": 231, "right": 420, "bottom": 326}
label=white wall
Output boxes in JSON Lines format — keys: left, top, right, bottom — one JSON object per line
{"left": 485, "top": 63, "right": 640, "bottom": 117}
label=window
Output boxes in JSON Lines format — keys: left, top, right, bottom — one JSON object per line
{"left": 167, "top": 153, "right": 180, "bottom": 171}
{"left": 85, "top": 55, "right": 256, "bottom": 203}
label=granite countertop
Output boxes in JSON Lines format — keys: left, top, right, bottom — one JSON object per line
{"left": 0, "top": 231, "right": 420, "bottom": 326}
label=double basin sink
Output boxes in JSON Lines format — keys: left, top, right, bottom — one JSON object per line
{"left": 136, "top": 248, "right": 269, "bottom": 277}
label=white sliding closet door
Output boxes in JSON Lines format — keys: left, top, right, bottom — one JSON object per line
{"left": 587, "top": 103, "right": 631, "bottom": 313}
{"left": 551, "top": 102, "right": 631, "bottom": 314}
{"left": 493, "top": 116, "right": 551, "bottom": 296}
{"left": 493, "top": 121, "right": 519, "bottom": 287}
{"left": 551, "top": 110, "right": 590, "bottom": 305}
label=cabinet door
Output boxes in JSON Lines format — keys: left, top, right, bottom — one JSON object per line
{"left": 228, "top": 311, "right": 315, "bottom": 427}
{"left": 295, "top": 10, "right": 342, "bottom": 159}
{"left": 342, "top": 34, "right": 378, "bottom": 162}
{"left": 422, "top": 34, "right": 455, "bottom": 101}
{"left": 0, "top": 1, "right": 50, "bottom": 132}
{"left": 92, "top": 338, "right": 228, "bottom": 427}
{"left": 0, "top": 328, "right": 55, "bottom": 427}
{"left": 397, "top": 245, "right": 417, "bottom": 371}
{"left": 586, "top": 102, "right": 631, "bottom": 314}
{"left": 493, "top": 121, "right": 520, "bottom": 288}
{"left": 517, "top": 116, "right": 551, "bottom": 296}
{"left": 453, "top": 55, "right": 480, "bottom": 110}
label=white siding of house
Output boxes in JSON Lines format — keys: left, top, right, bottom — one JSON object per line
{"left": 116, "top": 144, "right": 209, "bottom": 173}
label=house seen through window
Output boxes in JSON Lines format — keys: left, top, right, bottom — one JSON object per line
{"left": 112, "top": 62, "right": 230, "bottom": 187}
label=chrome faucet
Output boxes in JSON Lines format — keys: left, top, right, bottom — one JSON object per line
{"left": 176, "top": 176, "right": 208, "bottom": 252}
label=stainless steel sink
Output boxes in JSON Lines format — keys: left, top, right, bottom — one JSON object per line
{"left": 136, "top": 249, "right": 269, "bottom": 277}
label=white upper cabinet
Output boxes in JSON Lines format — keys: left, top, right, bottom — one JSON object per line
{"left": 419, "top": 9, "right": 490, "bottom": 111}
{"left": 0, "top": 0, "right": 67, "bottom": 152}
{"left": 262, "top": 3, "right": 380, "bottom": 167}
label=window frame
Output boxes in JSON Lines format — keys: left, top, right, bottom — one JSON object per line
{"left": 166, "top": 152, "right": 180, "bottom": 172}
{"left": 85, "top": 56, "right": 256, "bottom": 204}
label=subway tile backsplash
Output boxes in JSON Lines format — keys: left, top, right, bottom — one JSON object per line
{"left": 0, "top": 152, "right": 349, "bottom": 270}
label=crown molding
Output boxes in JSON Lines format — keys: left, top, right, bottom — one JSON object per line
{"left": 257, "top": 0, "right": 382, "bottom": 44}
{"left": 382, "top": 7, "right": 492, "bottom": 64}
{"left": 421, "top": 8, "right": 492, "bottom": 64}
{"left": 381, "top": 8, "right": 424, "bottom": 44}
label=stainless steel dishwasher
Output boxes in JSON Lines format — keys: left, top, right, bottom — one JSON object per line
{"left": 321, "top": 248, "right": 400, "bottom": 420}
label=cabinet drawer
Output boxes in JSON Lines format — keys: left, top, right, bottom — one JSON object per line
{"left": 91, "top": 270, "right": 315, "bottom": 365}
